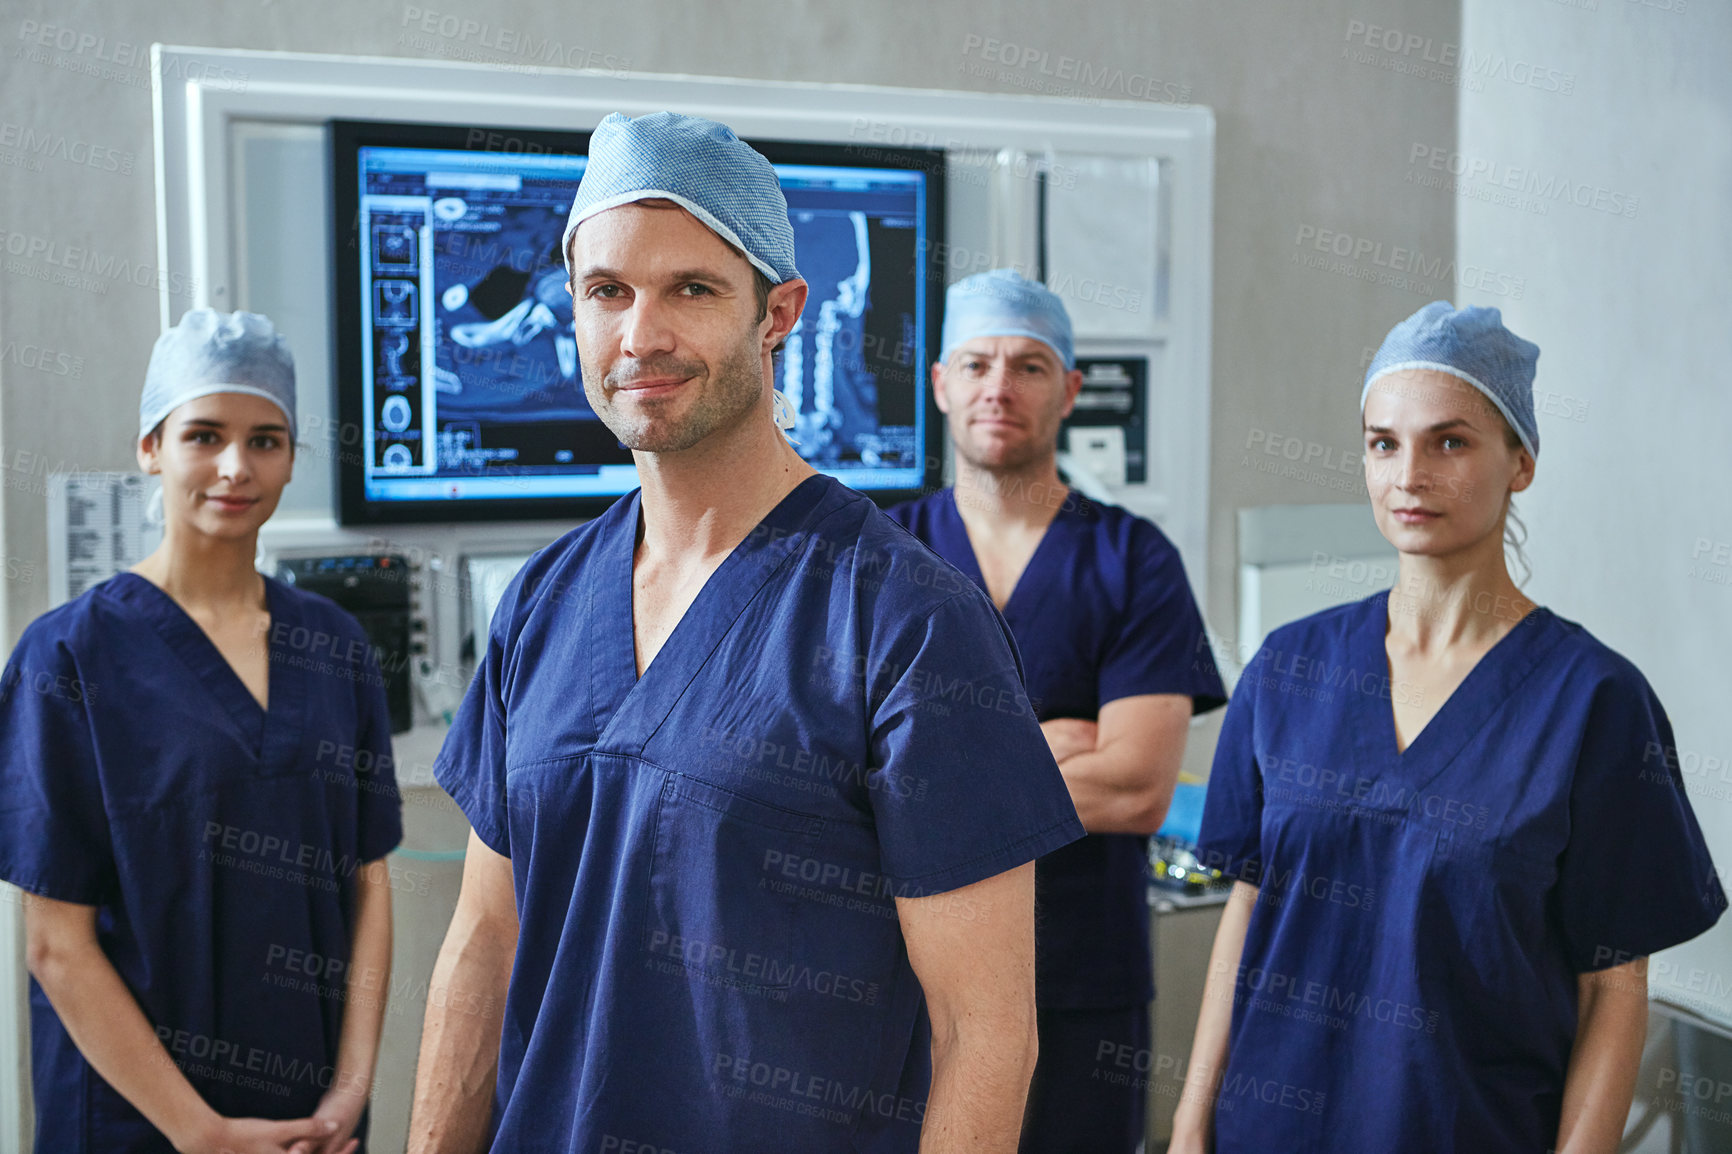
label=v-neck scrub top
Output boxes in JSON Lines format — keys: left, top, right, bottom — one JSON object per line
{"left": 886, "top": 488, "right": 1226, "bottom": 1008}
{"left": 0, "top": 573, "right": 403, "bottom": 1154}
{"left": 1196, "top": 592, "right": 1726, "bottom": 1153}
{"left": 433, "top": 474, "right": 1084, "bottom": 1153}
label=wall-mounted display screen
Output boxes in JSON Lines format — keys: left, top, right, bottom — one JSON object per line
{"left": 331, "top": 119, "right": 945, "bottom": 524}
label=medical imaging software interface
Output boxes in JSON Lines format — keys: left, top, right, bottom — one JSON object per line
{"left": 355, "top": 145, "right": 930, "bottom": 504}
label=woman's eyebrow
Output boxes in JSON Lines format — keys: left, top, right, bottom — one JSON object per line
{"left": 1363, "top": 417, "right": 1476, "bottom": 434}
{"left": 180, "top": 418, "right": 289, "bottom": 433}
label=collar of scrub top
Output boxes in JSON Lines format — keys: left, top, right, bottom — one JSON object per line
{"left": 560, "top": 111, "right": 802, "bottom": 433}
{"left": 938, "top": 268, "right": 1076, "bottom": 371}
{"left": 1360, "top": 300, "right": 1540, "bottom": 458}
{"left": 935, "top": 484, "right": 1089, "bottom": 622}
{"left": 112, "top": 571, "right": 308, "bottom": 765}
{"left": 589, "top": 476, "right": 839, "bottom": 755}
{"left": 1351, "top": 587, "right": 1556, "bottom": 769}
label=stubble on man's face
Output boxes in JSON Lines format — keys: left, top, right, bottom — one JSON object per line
{"left": 569, "top": 201, "right": 769, "bottom": 455}
{"left": 595, "top": 330, "right": 764, "bottom": 453}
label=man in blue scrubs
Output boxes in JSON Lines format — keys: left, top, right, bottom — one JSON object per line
{"left": 887, "top": 270, "right": 1225, "bottom": 1153}
{"left": 407, "top": 115, "right": 1085, "bottom": 1154}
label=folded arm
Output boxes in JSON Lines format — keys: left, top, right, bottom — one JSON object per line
{"left": 1040, "top": 693, "right": 1193, "bottom": 834}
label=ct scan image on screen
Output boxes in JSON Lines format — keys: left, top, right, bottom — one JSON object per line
{"left": 774, "top": 167, "right": 923, "bottom": 480}
{"left": 342, "top": 126, "right": 938, "bottom": 518}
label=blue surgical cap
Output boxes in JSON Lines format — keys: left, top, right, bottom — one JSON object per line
{"left": 939, "top": 269, "right": 1076, "bottom": 370}
{"left": 139, "top": 309, "right": 297, "bottom": 441}
{"left": 561, "top": 111, "right": 800, "bottom": 284}
{"left": 1362, "top": 301, "right": 1540, "bottom": 457}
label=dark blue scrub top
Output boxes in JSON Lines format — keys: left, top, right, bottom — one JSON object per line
{"left": 1197, "top": 592, "right": 1726, "bottom": 1154}
{"left": 433, "top": 474, "right": 1084, "bottom": 1153}
{"left": 886, "top": 488, "right": 1225, "bottom": 1008}
{"left": 0, "top": 572, "right": 403, "bottom": 1154}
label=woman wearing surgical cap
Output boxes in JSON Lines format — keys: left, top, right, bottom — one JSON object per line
{"left": 0, "top": 310, "right": 401, "bottom": 1154}
{"left": 1170, "top": 302, "right": 1724, "bottom": 1154}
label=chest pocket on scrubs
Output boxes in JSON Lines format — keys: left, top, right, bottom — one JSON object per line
{"left": 643, "top": 771, "right": 826, "bottom": 992}
{"left": 1423, "top": 827, "right": 1559, "bottom": 1008}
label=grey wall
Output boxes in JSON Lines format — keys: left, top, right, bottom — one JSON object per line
{"left": 1458, "top": 0, "right": 1732, "bottom": 1026}
{"left": 1154, "top": 1, "right": 1460, "bottom": 660}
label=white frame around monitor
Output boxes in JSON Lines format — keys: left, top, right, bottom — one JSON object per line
{"left": 151, "top": 44, "right": 1215, "bottom": 584}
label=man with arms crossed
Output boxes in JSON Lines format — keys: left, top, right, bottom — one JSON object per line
{"left": 407, "top": 115, "right": 1084, "bottom": 1153}
{"left": 888, "top": 270, "right": 1225, "bottom": 1152}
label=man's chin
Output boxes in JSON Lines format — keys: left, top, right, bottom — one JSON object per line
{"left": 608, "top": 405, "right": 735, "bottom": 455}
{"left": 960, "top": 440, "right": 1042, "bottom": 474}
{"left": 616, "top": 425, "right": 707, "bottom": 454}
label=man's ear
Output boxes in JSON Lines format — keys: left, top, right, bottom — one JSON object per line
{"left": 931, "top": 360, "right": 952, "bottom": 416}
{"left": 1059, "top": 366, "right": 1084, "bottom": 419}
{"left": 762, "top": 278, "right": 809, "bottom": 354}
